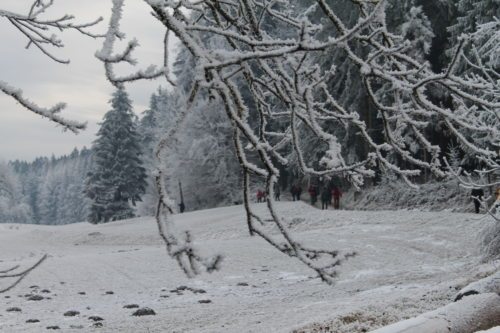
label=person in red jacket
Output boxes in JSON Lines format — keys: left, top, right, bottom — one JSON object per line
{"left": 308, "top": 185, "right": 317, "bottom": 205}
{"left": 331, "top": 186, "right": 342, "bottom": 210}
{"left": 257, "top": 189, "right": 264, "bottom": 203}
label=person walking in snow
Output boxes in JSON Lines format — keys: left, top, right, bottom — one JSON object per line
{"left": 332, "top": 186, "right": 342, "bottom": 210}
{"left": 290, "top": 185, "right": 297, "bottom": 201}
{"left": 274, "top": 184, "right": 281, "bottom": 201}
{"left": 471, "top": 187, "right": 484, "bottom": 214}
{"left": 257, "top": 189, "right": 264, "bottom": 203}
{"left": 308, "top": 185, "right": 317, "bottom": 205}
{"left": 321, "top": 187, "right": 331, "bottom": 210}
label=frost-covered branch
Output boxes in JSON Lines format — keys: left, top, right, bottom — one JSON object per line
{"left": 1, "top": 0, "right": 103, "bottom": 132}
{"left": 0, "top": 81, "right": 85, "bottom": 133}
{"left": 95, "top": 0, "right": 174, "bottom": 87}
{"left": 97, "top": 0, "right": 499, "bottom": 283}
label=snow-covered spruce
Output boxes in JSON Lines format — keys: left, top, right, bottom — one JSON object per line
{"left": 85, "top": 88, "right": 147, "bottom": 223}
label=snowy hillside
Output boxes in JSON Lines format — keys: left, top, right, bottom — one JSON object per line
{"left": 0, "top": 202, "right": 496, "bottom": 332}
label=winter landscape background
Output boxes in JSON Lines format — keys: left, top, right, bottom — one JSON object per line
{"left": 1, "top": 0, "right": 499, "bottom": 332}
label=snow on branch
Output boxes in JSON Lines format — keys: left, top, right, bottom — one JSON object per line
{"left": 0, "top": 1, "right": 103, "bottom": 64}
{"left": 98, "top": 0, "right": 499, "bottom": 283}
{"left": 1, "top": 0, "right": 103, "bottom": 132}
{"left": 0, "top": 81, "right": 86, "bottom": 133}
{"left": 95, "top": 0, "right": 175, "bottom": 87}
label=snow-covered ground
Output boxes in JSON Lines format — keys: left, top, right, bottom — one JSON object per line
{"left": 0, "top": 202, "right": 497, "bottom": 332}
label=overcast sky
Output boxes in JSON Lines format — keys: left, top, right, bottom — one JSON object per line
{"left": 0, "top": 0, "right": 175, "bottom": 161}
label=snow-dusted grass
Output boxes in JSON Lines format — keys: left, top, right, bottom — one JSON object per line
{"left": 344, "top": 180, "right": 472, "bottom": 213}
{"left": 0, "top": 202, "right": 496, "bottom": 332}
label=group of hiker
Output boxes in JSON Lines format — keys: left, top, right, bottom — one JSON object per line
{"left": 308, "top": 185, "right": 342, "bottom": 210}
{"left": 256, "top": 185, "right": 281, "bottom": 202}
{"left": 255, "top": 182, "right": 343, "bottom": 210}
{"left": 255, "top": 182, "right": 500, "bottom": 214}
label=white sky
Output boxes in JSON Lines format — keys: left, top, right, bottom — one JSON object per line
{"left": 0, "top": 0, "right": 175, "bottom": 161}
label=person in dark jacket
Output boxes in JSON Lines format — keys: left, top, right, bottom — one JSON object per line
{"left": 321, "top": 187, "right": 331, "bottom": 210}
{"left": 332, "top": 186, "right": 342, "bottom": 210}
{"left": 290, "top": 185, "right": 297, "bottom": 201}
{"left": 308, "top": 185, "right": 317, "bottom": 205}
{"left": 274, "top": 184, "right": 281, "bottom": 201}
{"left": 296, "top": 185, "right": 302, "bottom": 201}
{"left": 471, "top": 188, "right": 484, "bottom": 214}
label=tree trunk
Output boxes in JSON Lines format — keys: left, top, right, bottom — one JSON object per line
{"left": 370, "top": 293, "right": 500, "bottom": 333}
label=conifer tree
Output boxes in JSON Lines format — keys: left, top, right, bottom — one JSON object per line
{"left": 86, "top": 88, "right": 147, "bottom": 223}
{"left": 448, "top": 0, "right": 499, "bottom": 43}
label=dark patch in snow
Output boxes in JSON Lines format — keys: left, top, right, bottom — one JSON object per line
{"left": 46, "top": 326, "right": 60, "bottom": 330}
{"left": 28, "top": 295, "right": 44, "bottom": 301}
{"left": 131, "top": 307, "right": 156, "bottom": 316}
{"left": 105, "top": 291, "right": 114, "bottom": 295}
{"left": 26, "top": 319, "right": 40, "bottom": 323}
{"left": 78, "top": 292, "right": 86, "bottom": 295}
{"left": 192, "top": 289, "right": 207, "bottom": 294}
{"left": 63, "top": 310, "right": 80, "bottom": 317}
{"left": 41, "top": 289, "right": 51, "bottom": 293}
{"left": 123, "top": 304, "right": 139, "bottom": 309}
{"left": 170, "top": 286, "right": 205, "bottom": 295}
{"left": 6, "top": 307, "right": 21, "bottom": 312}
{"left": 198, "top": 299, "right": 212, "bottom": 304}
{"left": 237, "top": 282, "right": 249, "bottom": 287}
{"left": 88, "top": 316, "right": 104, "bottom": 322}
{"left": 454, "top": 290, "right": 479, "bottom": 302}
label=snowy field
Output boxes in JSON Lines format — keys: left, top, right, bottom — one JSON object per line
{"left": 0, "top": 202, "right": 496, "bottom": 332}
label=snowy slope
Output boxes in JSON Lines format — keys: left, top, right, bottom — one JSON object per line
{"left": 0, "top": 202, "right": 496, "bottom": 332}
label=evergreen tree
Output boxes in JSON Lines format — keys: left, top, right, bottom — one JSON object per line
{"left": 0, "top": 163, "right": 33, "bottom": 224}
{"left": 86, "top": 88, "right": 147, "bottom": 223}
{"left": 448, "top": 0, "right": 499, "bottom": 42}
